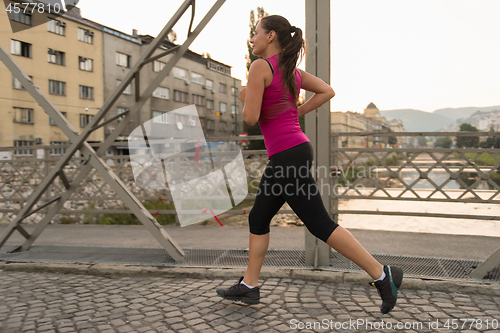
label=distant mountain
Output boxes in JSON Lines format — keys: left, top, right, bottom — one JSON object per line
{"left": 380, "top": 105, "right": 500, "bottom": 132}
{"left": 433, "top": 106, "right": 500, "bottom": 122}
{"left": 379, "top": 109, "right": 452, "bottom": 132}
{"left": 441, "top": 109, "right": 500, "bottom": 132}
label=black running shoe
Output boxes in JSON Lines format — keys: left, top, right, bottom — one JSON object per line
{"left": 216, "top": 277, "right": 260, "bottom": 305}
{"left": 370, "top": 266, "right": 403, "bottom": 314}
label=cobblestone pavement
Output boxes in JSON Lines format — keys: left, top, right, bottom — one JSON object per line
{"left": 0, "top": 270, "right": 499, "bottom": 333}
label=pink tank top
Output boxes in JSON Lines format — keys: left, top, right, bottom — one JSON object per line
{"left": 258, "top": 54, "right": 310, "bottom": 159}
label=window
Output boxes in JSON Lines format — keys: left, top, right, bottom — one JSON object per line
{"left": 173, "top": 67, "right": 188, "bottom": 80}
{"left": 192, "top": 94, "right": 205, "bottom": 106}
{"left": 219, "top": 102, "right": 227, "bottom": 113}
{"left": 191, "top": 73, "right": 205, "bottom": 85}
{"left": 231, "top": 87, "right": 238, "bottom": 96}
{"left": 12, "top": 75, "right": 32, "bottom": 90}
{"left": 116, "top": 80, "right": 132, "bottom": 95}
{"left": 117, "top": 107, "right": 128, "bottom": 120}
{"left": 48, "top": 49, "right": 65, "bottom": 65}
{"left": 13, "top": 76, "right": 24, "bottom": 90}
{"left": 47, "top": 18, "right": 65, "bottom": 36}
{"left": 50, "top": 141, "right": 66, "bottom": 156}
{"left": 79, "top": 85, "right": 94, "bottom": 100}
{"left": 152, "top": 111, "right": 171, "bottom": 124}
{"left": 220, "top": 121, "right": 227, "bottom": 132}
{"left": 78, "top": 28, "right": 94, "bottom": 44}
{"left": 207, "top": 99, "right": 214, "bottom": 110}
{"left": 188, "top": 116, "right": 197, "bottom": 126}
{"left": 49, "top": 80, "right": 65, "bottom": 95}
{"left": 79, "top": 57, "right": 93, "bottom": 71}
{"left": 49, "top": 112, "right": 67, "bottom": 125}
{"left": 80, "top": 114, "right": 93, "bottom": 128}
{"left": 206, "top": 119, "right": 215, "bottom": 130}
{"left": 14, "top": 107, "right": 34, "bottom": 124}
{"left": 9, "top": 11, "right": 31, "bottom": 25}
{"left": 116, "top": 52, "right": 131, "bottom": 68}
{"left": 14, "top": 141, "right": 34, "bottom": 156}
{"left": 11, "top": 40, "right": 31, "bottom": 58}
{"left": 219, "top": 83, "right": 227, "bottom": 93}
{"left": 231, "top": 105, "right": 238, "bottom": 115}
{"left": 153, "top": 60, "right": 166, "bottom": 72}
{"left": 152, "top": 87, "right": 169, "bottom": 99}
{"left": 173, "top": 113, "right": 188, "bottom": 125}
{"left": 173, "top": 90, "right": 188, "bottom": 103}
{"left": 205, "top": 79, "right": 214, "bottom": 90}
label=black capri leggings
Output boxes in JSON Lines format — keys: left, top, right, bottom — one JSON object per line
{"left": 249, "top": 141, "right": 339, "bottom": 243}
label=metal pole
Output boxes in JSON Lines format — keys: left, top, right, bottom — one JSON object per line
{"left": 304, "top": 0, "right": 332, "bottom": 267}
{"left": 332, "top": 135, "right": 339, "bottom": 223}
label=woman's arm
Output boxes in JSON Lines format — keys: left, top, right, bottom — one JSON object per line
{"left": 297, "top": 69, "right": 335, "bottom": 117}
{"left": 241, "top": 59, "right": 270, "bottom": 126}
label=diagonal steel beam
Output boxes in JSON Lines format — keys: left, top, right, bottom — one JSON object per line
{"left": 0, "top": 0, "right": 226, "bottom": 260}
{"left": 469, "top": 246, "right": 500, "bottom": 279}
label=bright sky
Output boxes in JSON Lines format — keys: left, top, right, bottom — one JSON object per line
{"left": 77, "top": 0, "right": 500, "bottom": 113}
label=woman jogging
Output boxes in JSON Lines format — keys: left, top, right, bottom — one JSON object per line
{"left": 216, "top": 15, "right": 403, "bottom": 315}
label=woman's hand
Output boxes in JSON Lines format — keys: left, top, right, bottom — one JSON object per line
{"left": 238, "top": 87, "right": 247, "bottom": 103}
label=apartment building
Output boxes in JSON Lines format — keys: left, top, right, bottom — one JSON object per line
{"left": 0, "top": 1, "right": 104, "bottom": 157}
{"left": 0, "top": 2, "right": 243, "bottom": 157}
{"left": 331, "top": 110, "right": 392, "bottom": 148}
{"left": 331, "top": 111, "right": 368, "bottom": 148}
{"left": 101, "top": 31, "right": 243, "bottom": 155}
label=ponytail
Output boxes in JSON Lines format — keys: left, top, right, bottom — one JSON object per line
{"left": 261, "top": 15, "right": 305, "bottom": 103}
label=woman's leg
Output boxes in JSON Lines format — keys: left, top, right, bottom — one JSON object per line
{"left": 244, "top": 162, "right": 286, "bottom": 286}
{"left": 326, "top": 226, "right": 382, "bottom": 279}
{"left": 269, "top": 142, "right": 402, "bottom": 313}
{"left": 270, "top": 142, "right": 383, "bottom": 279}
{"left": 243, "top": 233, "right": 270, "bottom": 287}
{"left": 216, "top": 162, "right": 285, "bottom": 303}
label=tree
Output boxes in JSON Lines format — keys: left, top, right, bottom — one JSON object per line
{"left": 247, "top": 124, "right": 266, "bottom": 150}
{"left": 456, "top": 123, "right": 479, "bottom": 148}
{"left": 387, "top": 129, "right": 397, "bottom": 145}
{"left": 434, "top": 136, "right": 453, "bottom": 148}
{"left": 479, "top": 141, "right": 490, "bottom": 148}
{"left": 417, "top": 136, "right": 428, "bottom": 147}
{"left": 485, "top": 125, "right": 497, "bottom": 148}
{"left": 245, "top": 7, "right": 268, "bottom": 76}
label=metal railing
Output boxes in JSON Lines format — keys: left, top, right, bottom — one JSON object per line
{"left": 2, "top": 132, "right": 500, "bottom": 223}
{"left": 0, "top": 137, "right": 271, "bottom": 224}
{"left": 331, "top": 131, "right": 500, "bottom": 221}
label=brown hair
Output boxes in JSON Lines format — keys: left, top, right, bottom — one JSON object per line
{"left": 260, "top": 15, "right": 305, "bottom": 103}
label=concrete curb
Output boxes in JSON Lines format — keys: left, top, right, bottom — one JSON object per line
{"left": 1, "top": 261, "right": 499, "bottom": 296}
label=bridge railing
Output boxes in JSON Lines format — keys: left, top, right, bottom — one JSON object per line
{"left": 330, "top": 131, "right": 500, "bottom": 221}
{"left": 2, "top": 132, "right": 500, "bottom": 224}
{"left": 0, "top": 136, "right": 270, "bottom": 224}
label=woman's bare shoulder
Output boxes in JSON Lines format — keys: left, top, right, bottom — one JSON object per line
{"left": 249, "top": 59, "right": 270, "bottom": 72}
{"left": 249, "top": 59, "right": 274, "bottom": 86}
